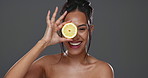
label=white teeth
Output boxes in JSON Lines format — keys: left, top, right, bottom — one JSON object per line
{"left": 69, "top": 42, "right": 81, "bottom": 46}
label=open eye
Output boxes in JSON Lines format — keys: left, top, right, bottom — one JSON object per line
{"left": 79, "top": 28, "right": 86, "bottom": 30}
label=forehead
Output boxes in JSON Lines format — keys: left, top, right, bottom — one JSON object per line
{"left": 64, "top": 11, "right": 87, "bottom": 25}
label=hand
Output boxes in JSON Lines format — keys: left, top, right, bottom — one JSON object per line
{"left": 41, "top": 7, "right": 72, "bottom": 47}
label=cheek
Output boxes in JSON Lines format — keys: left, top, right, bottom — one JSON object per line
{"left": 79, "top": 31, "right": 89, "bottom": 41}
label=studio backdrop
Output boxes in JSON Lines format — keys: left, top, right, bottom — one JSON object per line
{"left": 0, "top": 0, "right": 147, "bottom": 78}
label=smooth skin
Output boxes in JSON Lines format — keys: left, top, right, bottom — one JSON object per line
{"left": 4, "top": 7, "right": 114, "bottom": 78}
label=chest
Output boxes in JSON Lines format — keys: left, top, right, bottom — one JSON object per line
{"left": 44, "top": 64, "right": 99, "bottom": 78}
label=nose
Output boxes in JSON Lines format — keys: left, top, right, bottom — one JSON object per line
{"left": 72, "top": 32, "right": 80, "bottom": 41}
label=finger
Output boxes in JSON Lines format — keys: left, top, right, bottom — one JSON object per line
{"left": 51, "top": 7, "right": 58, "bottom": 23}
{"left": 60, "top": 38, "right": 73, "bottom": 42}
{"left": 57, "top": 20, "right": 72, "bottom": 30}
{"left": 46, "top": 10, "right": 51, "bottom": 24}
{"left": 55, "top": 11, "right": 67, "bottom": 25}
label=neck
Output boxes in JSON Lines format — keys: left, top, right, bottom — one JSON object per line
{"left": 63, "top": 50, "right": 89, "bottom": 65}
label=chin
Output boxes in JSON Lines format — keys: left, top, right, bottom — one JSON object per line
{"left": 67, "top": 49, "right": 84, "bottom": 56}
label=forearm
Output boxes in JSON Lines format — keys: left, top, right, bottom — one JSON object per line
{"left": 4, "top": 40, "right": 47, "bottom": 78}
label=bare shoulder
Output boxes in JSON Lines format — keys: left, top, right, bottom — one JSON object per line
{"left": 35, "top": 53, "right": 62, "bottom": 65}
{"left": 96, "top": 60, "right": 114, "bottom": 78}
{"left": 28, "top": 53, "right": 62, "bottom": 72}
{"left": 25, "top": 54, "right": 61, "bottom": 78}
{"left": 88, "top": 56, "right": 114, "bottom": 78}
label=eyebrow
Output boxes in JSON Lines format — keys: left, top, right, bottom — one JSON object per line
{"left": 77, "top": 24, "right": 88, "bottom": 27}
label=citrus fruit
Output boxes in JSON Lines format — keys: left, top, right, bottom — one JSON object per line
{"left": 62, "top": 23, "right": 77, "bottom": 39}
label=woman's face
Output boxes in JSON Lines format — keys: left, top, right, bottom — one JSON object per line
{"left": 63, "top": 10, "right": 93, "bottom": 55}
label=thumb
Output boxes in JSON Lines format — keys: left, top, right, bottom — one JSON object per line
{"left": 60, "top": 38, "right": 73, "bottom": 43}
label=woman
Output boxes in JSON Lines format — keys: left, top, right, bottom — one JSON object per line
{"left": 4, "top": 0, "right": 114, "bottom": 78}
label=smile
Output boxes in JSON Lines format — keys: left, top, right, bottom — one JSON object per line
{"left": 68, "top": 41, "right": 82, "bottom": 49}
{"left": 69, "top": 42, "right": 81, "bottom": 46}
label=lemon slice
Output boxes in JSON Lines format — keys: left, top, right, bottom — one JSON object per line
{"left": 62, "top": 23, "right": 77, "bottom": 39}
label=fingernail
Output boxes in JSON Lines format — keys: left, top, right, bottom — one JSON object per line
{"left": 56, "top": 6, "right": 58, "bottom": 9}
{"left": 64, "top": 11, "right": 67, "bottom": 13}
{"left": 70, "top": 39, "right": 73, "bottom": 41}
{"left": 48, "top": 10, "right": 50, "bottom": 13}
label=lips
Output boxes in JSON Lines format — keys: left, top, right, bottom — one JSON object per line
{"left": 68, "top": 41, "right": 82, "bottom": 49}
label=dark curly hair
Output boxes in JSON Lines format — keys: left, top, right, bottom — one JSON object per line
{"left": 59, "top": 0, "right": 94, "bottom": 60}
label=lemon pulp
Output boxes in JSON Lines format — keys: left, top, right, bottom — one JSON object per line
{"left": 62, "top": 23, "right": 77, "bottom": 39}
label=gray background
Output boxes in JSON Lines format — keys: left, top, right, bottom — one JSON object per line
{"left": 0, "top": 0, "right": 148, "bottom": 78}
